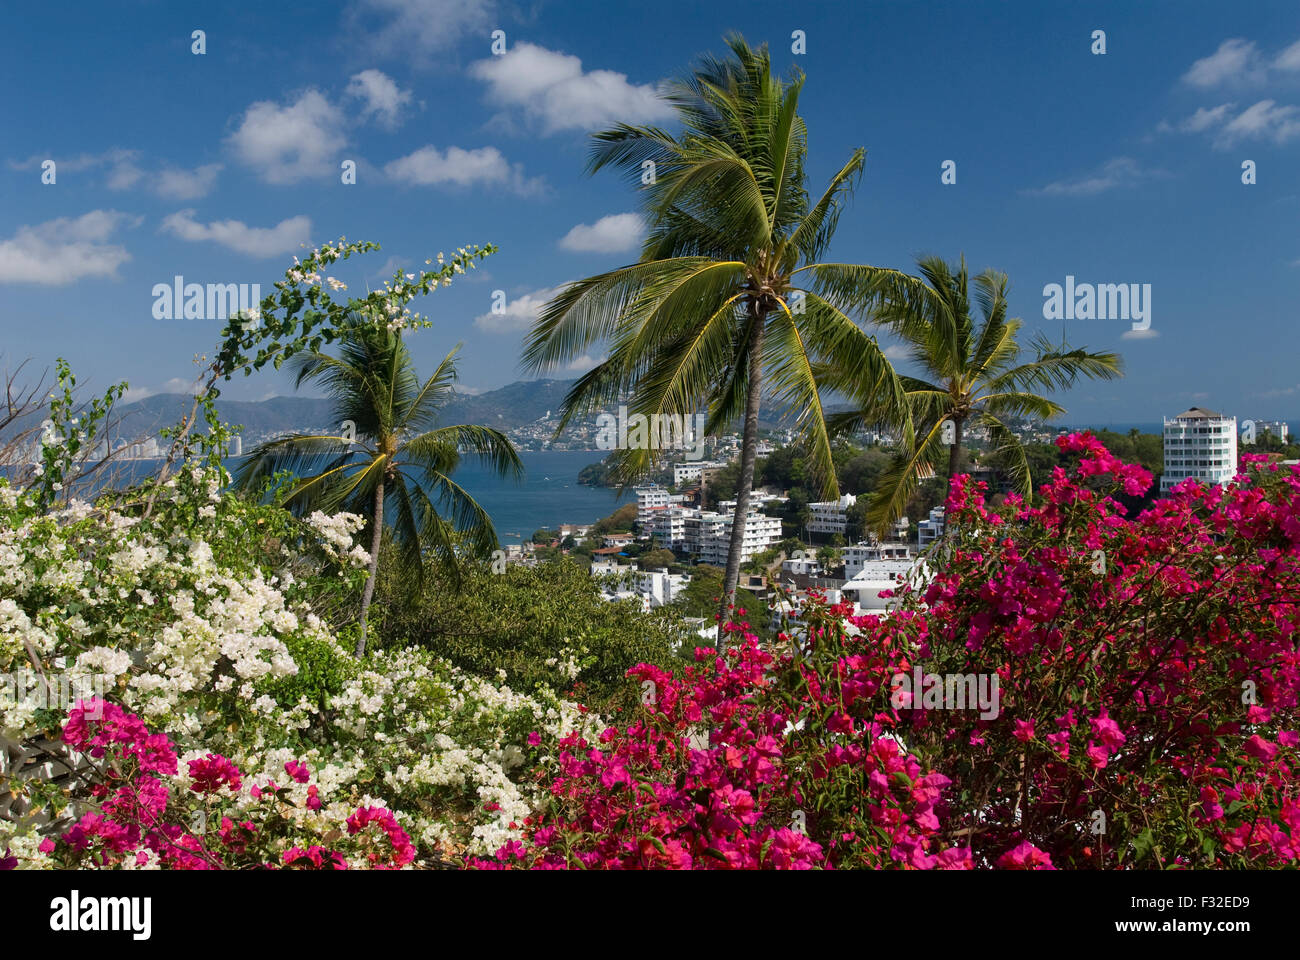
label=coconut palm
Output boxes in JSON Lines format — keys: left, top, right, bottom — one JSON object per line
{"left": 521, "top": 35, "right": 911, "bottom": 621}
{"left": 235, "top": 320, "right": 522, "bottom": 656}
{"left": 826, "top": 255, "right": 1123, "bottom": 536}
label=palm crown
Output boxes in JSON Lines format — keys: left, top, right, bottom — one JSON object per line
{"left": 522, "top": 34, "right": 912, "bottom": 612}
{"left": 235, "top": 319, "right": 522, "bottom": 653}
{"left": 828, "top": 255, "right": 1123, "bottom": 535}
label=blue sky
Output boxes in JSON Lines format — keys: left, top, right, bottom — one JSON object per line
{"left": 2, "top": 0, "right": 1298, "bottom": 425}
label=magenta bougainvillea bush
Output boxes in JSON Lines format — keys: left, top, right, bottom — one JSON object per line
{"left": 900, "top": 434, "right": 1300, "bottom": 868}
{"left": 473, "top": 434, "right": 1300, "bottom": 870}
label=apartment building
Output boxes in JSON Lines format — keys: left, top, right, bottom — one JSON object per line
{"left": 807, "top": 493, "right": 856, "bottom": 536}
{"left": 1161, "top": 407, "right": 1238, "bottom": 493}
{"left": 635, "top": 484, "right": 687, "bottom": 527}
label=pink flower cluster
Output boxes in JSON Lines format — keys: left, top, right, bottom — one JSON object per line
{"left": 13, "top": 700, "right": 417, "bottom": 871}
{"left": 472, "top": 600, "right": 973, "bottom": 870}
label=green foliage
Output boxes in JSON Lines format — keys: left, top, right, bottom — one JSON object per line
{"left": 673, "top": 565, "right": 763, "bottom": 626}
{"left": 372, "top": 553, "right": 692, "bottom": 712}
{"left": 31, "top": 358, "right": 127, "bottom": 509}
{"left": 260, "top": 628, "right": 359, "bottom": 710}
{"left": 640, "top": 548, "right": 677, "bottom": 569}
{"left": 591, "top": 503, "right": 638, "bottom": 534}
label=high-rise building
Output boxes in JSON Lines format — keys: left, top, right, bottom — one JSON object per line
{"left": 1161, "top": 407, "right": 1238, "bottom": 494}
{"left": 1252, "top": 419, "right": 1289, "bottom": 443}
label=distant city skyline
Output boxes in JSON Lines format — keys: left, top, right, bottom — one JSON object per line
{"left": 3, "top": 1, "right": 1299, "bottom": 423}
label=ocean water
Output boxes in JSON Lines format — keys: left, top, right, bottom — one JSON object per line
{"left": 443, "top": 449, "right": 628, "bottom": 542}
{"left": 74, "top": 449, "right": 626, "bottom": 543}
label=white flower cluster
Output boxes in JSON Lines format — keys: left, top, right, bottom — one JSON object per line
{"left": 0, "top": 471, "right": 603, "bottom": 865}
{"left": 304, "top": 510, "right": 371, "bottom": 569}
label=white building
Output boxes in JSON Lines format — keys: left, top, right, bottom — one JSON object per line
{"left": 635, "top": 484, "right": 686, "bottom": 527}
{"left": 1161, "top": 407, "right": 1238, "bottom": 494}
{"left": 807, "top": 493, "right": 856, "bottom": 536}
{"left": 1253, "top": 419, "right": 1289, "bottom": 443}
{"left": 781, "top": 556, "right": 821, "bottom": 577}
{"left": 917, "top": 507, "right": 945, "bottom": 549}
{"left": 635, "top": 567, "right": 691, "bottom": 607}
{"left": 590, "top": 556, "right": 625, "bottom": 577}
{"left": 706, "top": 510, "right": 781, "bottom": 565}
{"left": 672, "top": 460, "right": 726, "bottom": 485}
{"left": 842, "top": 541, "right": 913, "bottom": 579}
{"left": 648, "top": 507, "right": 689, "bottom": 550}
{"left": 839, "top": 558, "right": 932, "bottom": 615}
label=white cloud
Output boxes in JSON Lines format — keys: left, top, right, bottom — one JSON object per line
{"left": 346, "top": 69, "right": 413, "bottom": 128}
{"left": 155, "top": 164, "right": 223, "bottom": 200}
{"left": 1216, "top": 99, "right": 1300, "bottom": 146}
{"left": 8, "top": 148, "right": 135, "bottom": 174}
{"left": 106, "top": 156, "right": 145, "bottom": 190}
{"left": 560, "top": 213, "right": 644, "bottom": 253}
{"left": 1183, "top": 38, "right": 1267, "bottom": 87}
{"left": 1120, "top": 327, "right": 1160, "bottom": 341}
{"left": 883, "top": 344, "right": 910, "bottom": 360}
{"left": 346, "top": 0, "right": 496, "bottom": 61}
{"left": 384, "top": 144, "right": 542, "bottom": 194}
{"left": 9, "top": 150, "right": 221, "bottom": 198}
{"left": 470, "top": 42, "right": 673, "bottom": 134}
{"left": 1177, "top": 103, "right": 1236, "bottom": 133}
{"left": 1028, "top": 157, "right": 1155, "bottom": 196}
{"left": 564, "top": 354, "right": 602, "bottom": 373}
{"left": 160, "top": 209, "right": 311, "bottom": 258}
{"left": 474, "top": 285, "right": 564, "bottom": 332}
{"left": 1276, "top": 39, "right": 1300, "bottom": 72}
{"left": 227, "top": 90, "right": 346, "bottom": 183}
{"left": 0, "top": 210, "right": 137, "bottom": 286}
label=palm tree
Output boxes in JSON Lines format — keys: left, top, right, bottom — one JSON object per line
{"left": 521, "top": 35, "right": 910, "bottom": 623}
{"left": 235, "top": 320, "right": 522, "bottom": 656}
{"left": 828, "top": 255, "right": 1123, "bottom": 536}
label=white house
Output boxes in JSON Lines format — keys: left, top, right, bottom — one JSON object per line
{"left": 842, "top": 541, "right": 913, "bottom": 579}
{"left": 917, "top": 507, "right": 946, "bottom": 549}
{"left": 781, "top": 556, "right": 820, "bottom": 577}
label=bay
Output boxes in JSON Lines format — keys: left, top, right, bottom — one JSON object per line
{"left": 66, "top": 449, "right": 628, "bottom": 543}
{"left": 440, "top": 449, "right": 629, "bottom": 542}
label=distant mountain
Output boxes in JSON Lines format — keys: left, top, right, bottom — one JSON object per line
{"left": 96, "top": 379, "right": 582, "bottom": 441}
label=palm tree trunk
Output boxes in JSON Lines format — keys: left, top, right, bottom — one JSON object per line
{"left": 719, "top": 311, "right": 766, "bottom": 631}
{"left": 355, "top": 479, "right": 385, "bottom": 658}
{"left": 947, "top": 417, "right": 964, "bottom": 480}
{"left": 942, "top": 418, "right": 963, "bottom": 550}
